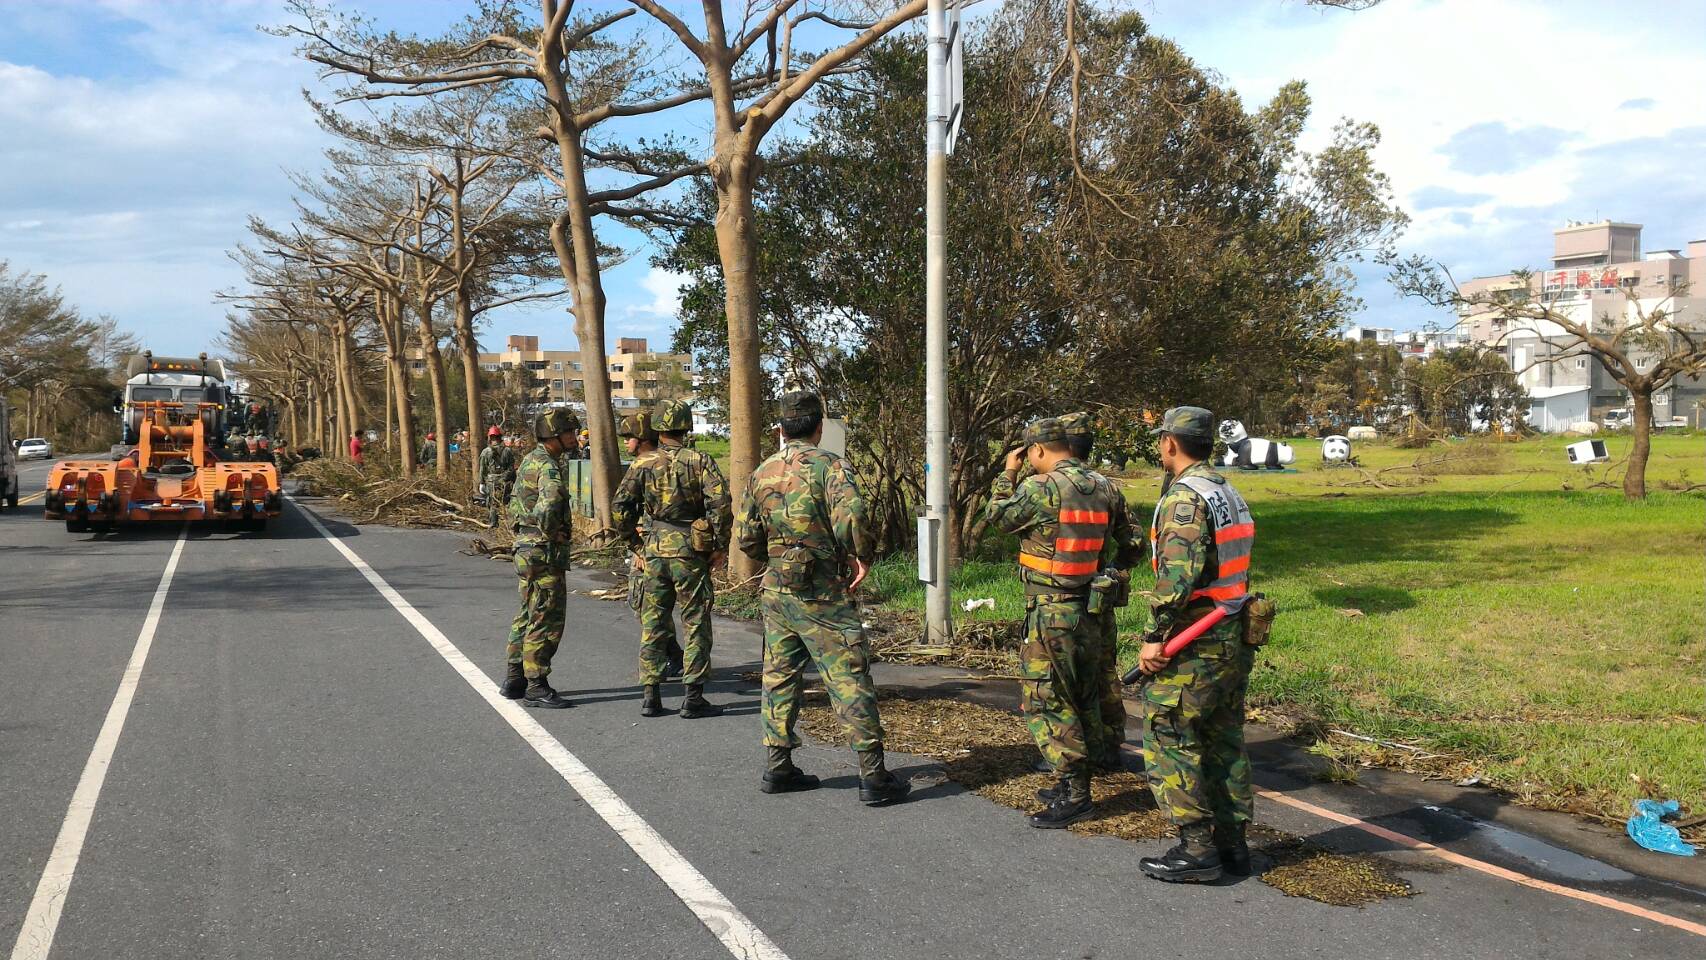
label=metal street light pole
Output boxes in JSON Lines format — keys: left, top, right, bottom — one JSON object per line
{"left": 921, "top": 0, "right": 953, "bottom": 644}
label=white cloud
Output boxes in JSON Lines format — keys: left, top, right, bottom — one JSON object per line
{"left": 1141, "top": 0, "right": 1706, "bottom": 326}
{"left": 635, "top": 267, "right": 691, "bottom": 319}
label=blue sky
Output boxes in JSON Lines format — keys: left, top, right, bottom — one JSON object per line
{"left": 3, "top": 0, "right": 1703, "bottom": 357}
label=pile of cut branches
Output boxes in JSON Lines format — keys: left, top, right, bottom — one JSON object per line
{"left": 291, "top": 458, "right": 489, "bottom": 531}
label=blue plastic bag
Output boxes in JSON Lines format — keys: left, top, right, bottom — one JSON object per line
{"left": 1626, "top": 799, "right": 1698, "bottom": 857}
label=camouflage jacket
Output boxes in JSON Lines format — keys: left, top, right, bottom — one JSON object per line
{"left": 612, "top": 440, "right": 731, "bottom": 558}
{"left": 985, "top": 458, "right": 1143, "bottom": 593}
{"left": 1146, "top": 461, "right": 1238, "bottom": 647}
{"left": 478, "top": 444, "right": 518, "bottom": 489}
{"left": 735, "top": 440, "right": 873, "bottom": 599}
{"left": 509, "top": 444, "right": 570, "bottom": 567}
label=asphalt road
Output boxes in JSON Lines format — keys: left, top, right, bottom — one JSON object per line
{"left": 2, "top": 489, "right": 1702, "bottom": 959}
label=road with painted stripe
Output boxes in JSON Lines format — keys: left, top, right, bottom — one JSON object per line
{"left": 2, "top": 489, "right": 1702, "bottom": 959}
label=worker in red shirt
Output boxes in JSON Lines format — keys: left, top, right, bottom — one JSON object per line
{"left": 349, "top": 429, "right": 365, "bottom": 466}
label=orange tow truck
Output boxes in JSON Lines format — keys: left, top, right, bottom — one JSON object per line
{"left": 44, "top": 353, "right": 281, "bottom": 532}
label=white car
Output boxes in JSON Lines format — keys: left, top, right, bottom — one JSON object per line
{"left": 17, "top": 438, "right": 52, "bottom": 460}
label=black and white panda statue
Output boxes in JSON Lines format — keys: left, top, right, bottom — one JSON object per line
{"left": 1322, "top": 435, "right": 1352, "bottom": 462}
{"left": 1217, "top": 419, "right": 1294, "bottom": 470}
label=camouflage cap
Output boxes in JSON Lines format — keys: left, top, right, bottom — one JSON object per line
{"left": 533, "top": 406, "right": 581, "bottom": 439}
{"left": 778, "top": 390, "right": 823, "bottom": 420}
{"left": 617, "top": 412, "right": 657, "bottom": 441}
{"left": 1151, "top": 405, "right": 1214, "bottom": 440}
{"left": 1060, "top": 411, "right": 1094, "bottom": 443}
{"left": 651, "top": 398, "right": 693, "bottom": 433}
{"left": 1021, "top": 416, "right": 1068, "bottom": 445}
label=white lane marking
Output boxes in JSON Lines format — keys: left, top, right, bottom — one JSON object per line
{"left": 10, "top": 528, "right": 189, "bottom": 960}
{"left": 293, "top": 500, "right": 791, "bottom": 960}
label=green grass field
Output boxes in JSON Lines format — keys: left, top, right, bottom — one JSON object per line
{"left": 869, "top": 432, "right": 1705, "bottom": 819}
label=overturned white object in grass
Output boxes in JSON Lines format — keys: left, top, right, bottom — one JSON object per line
{"left": 1566, "top": 439, "right": 1608, "bottom": 464}
{"left": 962, "top": 597, "right": 996, "bottom": 612}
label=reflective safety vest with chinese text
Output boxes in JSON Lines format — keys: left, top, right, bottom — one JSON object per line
{"left": 1149, "top": 472, "right": 1254, "bottom": 614}
{"left": 1017, "top": 467, "right": 1117, "bottom": 591}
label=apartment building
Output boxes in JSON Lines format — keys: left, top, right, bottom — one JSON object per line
{"left": 476, "top": 335, "right": 694, "bottom": 413}
{"left": 1456, "top": 221, "right": 1706, "bottom": 429}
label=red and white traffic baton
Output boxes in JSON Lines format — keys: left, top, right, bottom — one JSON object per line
{"left": 1121, "top": 606, "right": 1228, "bottom": 685}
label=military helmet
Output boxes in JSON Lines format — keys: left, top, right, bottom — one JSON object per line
{"left": 651, "top": 399, "right": 693, "bottom": 434}
{"left": 618, "top": 412, "right": 657, "bottom": 442}
{"left": 533, "top": 406, "right": 581, "bottom": 440}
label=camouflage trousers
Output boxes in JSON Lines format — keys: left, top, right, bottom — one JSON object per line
{"left": 506, "top": 556, "right": 566, "bottom": 680}
{"left": 760, "top": 592, "right": 884, "bottom": 753}
{"left": 637, "top": 553, "right": 714, "bottom": 685}
{"left": 1093, "top": 609, "right": 1127, "bottom": 768}
{"left": 486, "top": 480, "right": 512, "bottom": 529}
{"left": 1139, "top": 630, "right": 1254, "bottom": 835}
{"left": 1019, "top": 596, "right": 1106, "bottom": 779}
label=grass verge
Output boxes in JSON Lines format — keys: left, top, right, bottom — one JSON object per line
{"left": 866, "top": 433, "right": 1706, "bottom": 826}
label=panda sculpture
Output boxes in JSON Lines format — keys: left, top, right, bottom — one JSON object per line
{"left": 1322, "top": 435, "right": 1352, "bottom": 462}
{"left": 1216, "top": 419, "right": 1295, "bottom": 470}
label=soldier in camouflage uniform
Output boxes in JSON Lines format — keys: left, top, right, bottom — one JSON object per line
{"left": 617, "top": 413, "right": 686, "bottom": 678}
{"left": 501, "top": 407, "right": 581, "bottom": 709}
{"left": 1060, "top": 410, "right": 1129, "bottom": 773}
{"left": 986, "top": 416, "right": 1143, "bottom": 828}
{"left": 478, "top": 425, "right": 518, "bottom": 529}
{"left": 613, "top": 400, "right": 731, "bottom": 719}
{"left": 734, "top": 390, "right": 909, "bottom": 805}
{"left": 1135, "top": 406, "right": 1257, "bottom": 883}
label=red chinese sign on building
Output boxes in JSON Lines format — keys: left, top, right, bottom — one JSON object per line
{"left": 1547, "top": 268, "right": 1620, "bottom": 289}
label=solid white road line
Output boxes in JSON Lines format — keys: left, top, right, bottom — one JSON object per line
{"left": 294, "top": 500, "right": 792, "bottom": 960}
{"left": 10, "top": 528, "right": 189, "bottom": 960}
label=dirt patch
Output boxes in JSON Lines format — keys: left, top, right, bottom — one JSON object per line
{"left": 1257, "top": 829, "right": 1415, "bottom": 906}
{"left": 799, "top": 692, "right": 1413, "bottom": 905}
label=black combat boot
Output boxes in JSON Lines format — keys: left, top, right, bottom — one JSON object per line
{"left": 1030, "top": 756, "right": 1053, "bottom": 774}
{"left": 522, "top": 678, "right": 573, "bottom": 709}
{"left": 761, "top": 747, "right": 822, "bottom": 794}
{"left": 1139, "top": 828, "right": 1224, "bottom": 883}
{"left": 499, "top": 662, "right": 526, "bottom": 700}
{"left": 1214, "top": 821, "right": 1252, "bottom": 876}
{"left": 857, "top": 748, "right": 912, "bottom": 806}
{"left": 663, "top": 638, "right": 685, "bottom": 680}
{"left": 678, "top": 683, "right": 723, "bottom": 718}
{"left": 640, "top": 684, "right": 666, "bottom": 718}
{"left": 1028, "top": 773, "right": 1093, "bottom": 829}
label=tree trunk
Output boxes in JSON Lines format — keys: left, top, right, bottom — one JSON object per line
{"left": 1625, "top": 387, "right": 1652, "bottom": 501}
{"left": 286, "top": 396, "right": 299, "bottom": 448}
{"left": 548, "top": 199, "right": 621, "bottom": 531}
{"left": 711, "top": 152, "right": 765, "bottom": 579}
{"left": 416, "top": 300, "right": 451, "bottom": 476}
{"left": 454, "top": 294, "right": 485, "bottom": 488}
{"left": 341, "top": 324, "right": 367, "bottom": 434}
{"left": 390, "top": 353, "right": 417, "bottom": 479}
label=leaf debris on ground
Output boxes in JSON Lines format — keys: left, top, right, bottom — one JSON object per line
{"left": 799, "top": 691, "right": 1413, "bottom": 906}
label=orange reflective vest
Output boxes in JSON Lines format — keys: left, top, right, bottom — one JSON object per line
{"left": 1017, "top": 467, "right": 1118, "bottom": 591}
{"left": 1150, "top": 472, "right": 1254, "bottom": 614}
